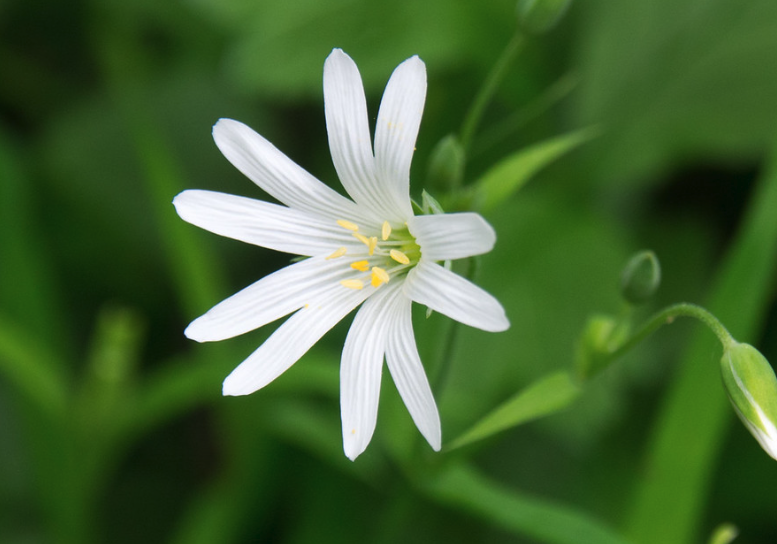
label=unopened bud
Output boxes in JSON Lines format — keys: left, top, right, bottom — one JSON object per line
{"left": 575, "top": 315, "right": 628, "bottom": 380}
{"left": 516, "top": 0, "right": 573, "bottom": 34}
{"left": 620, "top": 250, "right": 661, "bottom": 305}
{"left": 720, "top": 342, "right": 777, "bottom": 461}
{"left": 426, "top": 134, "right": 465, "bottom": 192}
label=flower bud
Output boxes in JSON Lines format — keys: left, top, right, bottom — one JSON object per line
{"left": 426, "top": 134, "right": 465, "bottom": 192}
{"left": 720, "top": 342, "right": 777, "bottom": 460}
{"left": 516, "top": 0, "right": 573, "bottom": 34}
{"left": 575, "top": 314, "right": 628, "bottom": 380}
{"left": 620, "top": 250, "right": 661, "bottom": 305}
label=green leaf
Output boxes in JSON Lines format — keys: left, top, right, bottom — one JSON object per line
{"left": 467, "top": 127, "right": 599, "bottom": 213}
{"left": 447, "top": 371, "right": 581, "bottom": 450}
{"left": 424, "top": 464, "right": 631, "bottom": 544}
{"left": 0, "top": 314, "right": 68, "bottom": 418}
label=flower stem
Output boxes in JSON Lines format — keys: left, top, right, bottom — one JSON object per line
{"left": 607, "top": 303, "right": 734, "bottom": 363}
{"left": 459, "top": 32, "right": 524, "bottom": 152}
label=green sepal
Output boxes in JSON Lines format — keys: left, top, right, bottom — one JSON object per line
{"left": 620, "top": 250, "right": 661, "bottom": 305}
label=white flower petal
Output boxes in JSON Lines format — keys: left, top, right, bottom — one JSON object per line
{"left": 408, "top": 212, "right": 496, "bottom": 261}
{"left": 374, "top": 55, "right": 426, "bottom": 218}
{"left": 323, "top": 49, "right": 404, "bottom": 221}
{"left": 385, "top": 295, "right": 441, "bottom": 451}
{"left": 222, "top": 285, "right": 371, "bottom": 396}
{"left": 186, "top": 256, "right": 362, "bottom": 342}
{"left": 340, "top": 283, "right": 402, "bottom": 460}
{"left": 174, "top": 190, "right": 356, "bottom": 256}
{"left": 212, "top": 118, "right": 374, "bottom": 225}
{"left": 403, "top": 261, "right": 509, "bottom": 332}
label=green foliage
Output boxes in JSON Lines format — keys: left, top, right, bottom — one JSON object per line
{"left": 2, "top": 0, "right": 777, "bottom": 543}
{"left": 447, "top": 371, "right": 581, "bottom": 450}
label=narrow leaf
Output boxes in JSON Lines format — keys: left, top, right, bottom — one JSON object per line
{"left": 447, "top": 370, "right": 581, "bottom": 450}
{"left": 425, "top": 463, "right": 631, "bottom": 544}
{"left": 468, "top": 127, "right": 599, "bottom": 213}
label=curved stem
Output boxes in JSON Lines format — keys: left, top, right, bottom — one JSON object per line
{"left": 607, "top": 303, "right": 734, "bottom": 364}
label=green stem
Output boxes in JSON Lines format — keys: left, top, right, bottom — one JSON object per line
{"left": 459, "top": 32, "right": 524, "bottom": 151}
{"left": 606, "top": 303, "right": 734, "bottom": 364}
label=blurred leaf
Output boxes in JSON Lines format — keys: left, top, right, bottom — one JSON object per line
{"left": 627, "top": 141, "right": 777, "bottom": 543}
{"left": 0, "top": 126, "right": 67, "bottom": 354}
{"left": 0, "top": 314, "right": 68, "bottom": 418}
{"left": 448, "top": 371, "right": 581, "bottom": 450}
{"left": 577, "top": 0, "right": 777, "bottom": 183}
{"left": 425, "top": 463, "right": 630, "bottom": 544}
{"left": 466, "top": 127, "right": 599, "bottom": 212}
{"left": 190, "top": 0, "right": 511, "bottom": 97}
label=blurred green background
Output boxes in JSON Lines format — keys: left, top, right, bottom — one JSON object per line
{"left": 2, "top": 0, "right": 777, "bottom": 543}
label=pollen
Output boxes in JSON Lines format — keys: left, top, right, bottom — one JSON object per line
{"left": 382, "top": 221, "right": 392, "bottom": 241}
{"left": 325, "top": 247, "right": 347, "bottom": 260}
{"left": 389, "top": 249, "right": 410, "bottom": 265}
{"left": 337, "top": 219, "right": 359, "bottom": 231}
{"left": 340, "top": 279, "right": 364, "bottom": 290}
{"left": 350, "top": 260, "right": 369, "bottom": 272}
{"left": 371, "top": 266, "right": 389, "bottom": 288}
{"left": 367, "top": 237, "right": 378, "bottom": 256}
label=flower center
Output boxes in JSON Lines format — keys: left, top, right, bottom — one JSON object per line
{"left": 327, "top": 219, "right": 422, "bottom": 290}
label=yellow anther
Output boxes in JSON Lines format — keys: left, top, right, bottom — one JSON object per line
{"left": 353, "top": 232, "right": 370, "bottom": 246}
{"left": 382, "top": 221, "right": 392, "bottom": 241}
{"left": 337, "top": 219, "right": 359, "bottom": 232}
{"left": 371, "top": 266, "right": 390, "bottom": 288}
{"left": 325, "top": 247, "right": 347, "bottom": 260}
{"left": 340, "top": 279, "right": 364, "bottom": 290}
{"left": 368, "top": 237, "right": 378, "bottom": 256}
{"left": 389, "top": 249, "right": 410, "bottom": 265}
{"left": 350, "top": 260, "right": 369, "bottom": 272}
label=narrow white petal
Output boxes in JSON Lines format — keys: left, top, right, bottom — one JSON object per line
{"left": 404, "top": 261, "right": 509, "bottom": 332}
{"left": 340, "top": 283, "right": 401, "bottom": 460}
{"left": 186, "top": 256, "right": 361, "bottom": 342}
{"left": 374, "top": 55, "right": 426, "bottom": 218}
{"left": 385, "top": 295, "right": 441, "bottom": 451}
{"left": 408, "top": 212, "right": 496, "bottom": 261}
{"left": 174, "top": 190, "right": 356, "bottom": 256}
{"left": 323, "top": 49, "right": 405, "bottom": 220}
{"left": 222, "top": 285, "right": 371, "bottom": 396}
{"left": 212, "top": 118, "right": 373, "bottom": 225}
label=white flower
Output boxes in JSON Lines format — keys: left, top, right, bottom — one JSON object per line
{"left": 174, "top": 49, "right": 509, "bottom": 460}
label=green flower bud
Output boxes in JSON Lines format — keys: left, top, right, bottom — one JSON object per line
{"left": 720, "top": 342, "right": 777, "bottom": 461}
{"left": 620, "top": 250, "right": 661, "bottom": 305}
{"left": 575, "top": 314, "right": 628, "bottom": 380}
{"left": 516, "top": 0, "right": 573, "bottom": 34}
{"left": 426, "top": 134, "right": 465, "bottom": 192}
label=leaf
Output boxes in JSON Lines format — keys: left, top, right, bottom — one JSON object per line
{"left": 467, "top": 127, "right": 599, "bottom": 213}
{"left": 447, "top": 371, "right": 581, "bottom": 450}
{"left": 424, "top": 463, "right": 631, "bottom": 544}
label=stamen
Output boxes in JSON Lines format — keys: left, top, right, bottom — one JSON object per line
{"left": 382, "top": 221, "right": 392, "bottom": 241}
{"left": 371, "top": 266, "right": 390, "bottom": 288}
{"left": 367, "top": 237, "right": 378, "bottom": 256}
{"left": 337, "top": 219, "right": 359, "bottom": 231}
{"left": 325, "top": 247, "right": 347, "bottom": 260}
{"left": 340, "top": 279, "right": 364, "bottom": 290}
{"left": 389, "top": 249, "right": 410, "bottom": 265}
{"left": 353, "top": 232, "right": 370, "bottom": 246}
{"left": 350, "top": 260, "right": 369, "bottom": 272}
